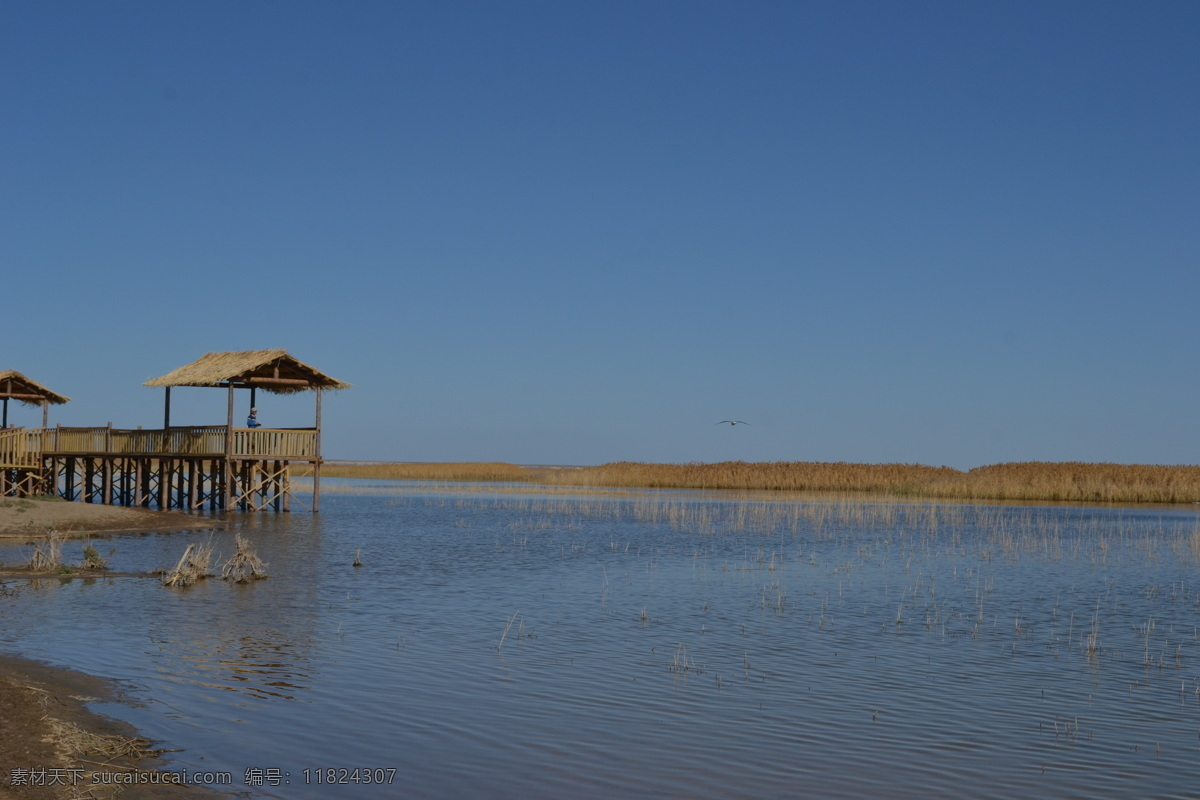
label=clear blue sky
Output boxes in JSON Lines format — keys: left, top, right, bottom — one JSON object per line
{"left": 4, "top": 1, "right": 1198, "bottom": 468}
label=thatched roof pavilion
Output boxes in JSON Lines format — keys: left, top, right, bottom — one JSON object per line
{"left": 143, "top": 349, "right": 350, "bottom": 393}
{"left": 143, "top": 349, "right": 348, "bottom": 512}
{"left": 1, "top": 370, "right": 70, "bottom": 428}
{"left": 144, "top": 347, "right": 349, "bottom": 430}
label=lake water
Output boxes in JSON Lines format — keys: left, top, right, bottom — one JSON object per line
{"left": 2, "top": 481, "right": 1200, "bottom": 799}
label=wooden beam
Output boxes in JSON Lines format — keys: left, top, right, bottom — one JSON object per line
{"left": 206, "top": 378, "right": 315, "bottom": 389}
{"left": 244, "top": 377, "right": 312, "bottom": 386}
{"left": 0, "top": 392, "right": 55, "bottom": 402}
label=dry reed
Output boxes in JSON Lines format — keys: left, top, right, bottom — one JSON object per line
{"left": 314, "top": 462, "right": 536, "bottom": 483}
{"left": 27, "top": 530, "right": 65, "bottom": 572}
{"left": 313, "top": 460, "right": 1200, "bottom": 504}
{"left": 221, "top": 534, "right": 269, "bottom": 583}
{"left": 162, "top": 541, "right": 215, "bottom": 588}
{"left": 497, "top": 610, "right": 521, "bottom": 652}
{"left": 49, "top": 717, "right": 161, "bottom": 760}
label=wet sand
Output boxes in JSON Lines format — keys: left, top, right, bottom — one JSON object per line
{"left": 0, "top": 655, "right": 229, "bottom": 800}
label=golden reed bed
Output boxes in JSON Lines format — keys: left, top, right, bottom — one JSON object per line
{"left": 310, "top": 460, "right": 1200, "bottom": 504}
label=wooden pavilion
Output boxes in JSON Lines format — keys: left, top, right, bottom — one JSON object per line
{"left": 0, "top": 371, "right": 71, "bottom": 496}
{"left": 1, "top": 350, "right": 348, "bottom": 512}
{"left": 142, "top": 349, "right": 350, "bottom": 511}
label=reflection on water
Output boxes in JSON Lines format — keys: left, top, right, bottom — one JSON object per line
{"left": 1, "top": 484, "right": 1200, "bottom": 799}
{"left": 169, "top": 634, "right": 312, "bottom": 701}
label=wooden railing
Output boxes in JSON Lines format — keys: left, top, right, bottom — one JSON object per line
{"left": 13, "top": 426, "right": 319, "bottom": 460}
{"left": 0, "top": 427, "right": 43, "bottom": 468}
{"left": 232, "top": 428, "right": 318, "bottom": 458}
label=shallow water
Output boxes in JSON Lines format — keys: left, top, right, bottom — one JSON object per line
{"left": 3, "top": 483, "right": 1200, "bottom": 799}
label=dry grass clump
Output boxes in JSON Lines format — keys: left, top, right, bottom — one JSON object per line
{"left": 221, "top": 534, "right": 268, "bottom": 583}
{"left": 27, "top": 529, "right": 65, "bottom": 572}
{"left": 161, "top": 541, "right": 215, "bottom": 588}
{"left": 49, "top": 717, "right": 161, "bottom": 760}
{"left": 78, "top": 539, "right": 110, "bottom": 571}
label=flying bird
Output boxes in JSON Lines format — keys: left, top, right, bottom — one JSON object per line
{"left": 716, "top": 420, "right": 750, "bottom": 426}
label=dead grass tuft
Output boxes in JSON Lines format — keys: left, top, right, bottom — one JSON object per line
{"left": 221, "top": 534, "right": 269, "bottom": 583}
{"left": 27, "top": 529, "right": 65, "bottom": 572}
{"left": 48, "top": 717, "right": 162, "bottom": 760}
{"left": 161, "top": 541, "right": 215, "bottom": 588}
{"left": 78, "top": 539, "right": 110, "bottom": 571}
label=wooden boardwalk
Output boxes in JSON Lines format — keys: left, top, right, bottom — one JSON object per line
{"left": 1, "top": 424, "right": 320, "bottom": 511}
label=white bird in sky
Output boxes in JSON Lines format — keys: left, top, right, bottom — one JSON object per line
{"left": 716, "top": 420, "right": 750, "bottom": 426}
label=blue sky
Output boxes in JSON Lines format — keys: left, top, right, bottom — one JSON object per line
{"left": 4, "top": 1, "right": 1198, "bottom": 468}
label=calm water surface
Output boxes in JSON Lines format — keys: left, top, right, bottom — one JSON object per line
{"left": 2, "top": 482, "right": 1200, "bottom": 799}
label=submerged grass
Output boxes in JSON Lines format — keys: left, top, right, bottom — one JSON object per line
{"left": 311, "top": 460, "right": 1200, "bottom": 504}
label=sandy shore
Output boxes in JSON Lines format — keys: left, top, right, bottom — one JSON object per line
{"left": 0, "top": 655, "right": 229, "bottom": 800}
{"left": 0, "top": 499, "right": 221, "bottom": 540}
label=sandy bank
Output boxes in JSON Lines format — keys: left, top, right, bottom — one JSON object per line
{"left": 0, "top": 655, "right": 227, "bottom": 799}
{"left": 0, "top": 500, "right": 220, "bottom": 540}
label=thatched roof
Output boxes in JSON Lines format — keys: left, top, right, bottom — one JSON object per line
{"left": 0, "top": 370, "right": 71, "bottom": 406}
{"left": 143, "top": 349, "right": 351, "bottom": 394}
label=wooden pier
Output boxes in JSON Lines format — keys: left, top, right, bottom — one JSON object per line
{"left": 0, "top": 350, "right": 349, "bottom": 512}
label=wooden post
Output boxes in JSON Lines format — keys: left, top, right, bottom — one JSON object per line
{"left": 188, "top": 459, "right": 197, "bottom": 510}
{"left": 313, "top": 387, "right": 322, "bottom": 512}
{"left": 2, "top": 397, "right": 6, "bottom": 429}
{"left": 216, "top": 459, "right": 225, "bottom": 510}
{"left": 225, "top": 384, "right": 234, "bottom": 509}
{"left": 163, "top": 387, "right": 171, "bottom": 453}
{"left": 239, "top": 461, "right": 250, "bottom": 511}
{"left": 42, "top": 400, "right": 48, "bottom": 430}
{"left": 282, "top": 463, "right": 291, "bottom": 512}
{"left": 158, "top": 458, "right": 168, "bottom": 509}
